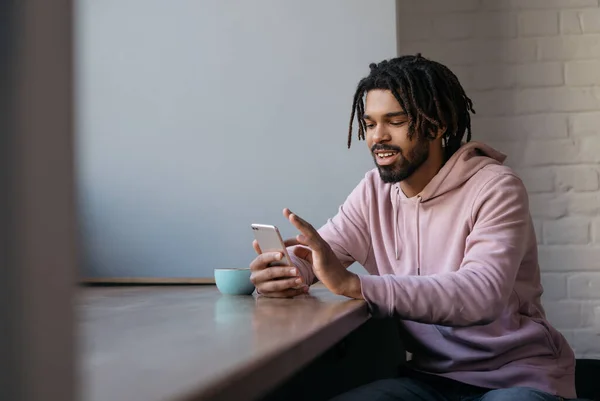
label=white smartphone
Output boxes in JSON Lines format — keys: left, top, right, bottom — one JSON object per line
{"left": 251, "top": 224, "right": 292, "bottom": 267}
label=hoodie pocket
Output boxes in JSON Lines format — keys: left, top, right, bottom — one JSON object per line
{"left": 531, "top": 317, "right": 560, "bottom": 357}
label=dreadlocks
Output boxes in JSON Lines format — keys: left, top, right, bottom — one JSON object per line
{"left": 347, "top": 54, "right": 475, "bottom": 161}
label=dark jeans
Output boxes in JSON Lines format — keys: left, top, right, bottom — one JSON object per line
{"left": 329, "top": 369, "right": 570, "bottom": 401}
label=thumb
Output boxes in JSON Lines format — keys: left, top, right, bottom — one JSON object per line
{"left": 283, "top": 238, "right": 301, "bottom": 247}
{"left": 293, "top": 246, "right": 313, "bottom": 264}
{"left": 252, "top": 239, "right": 262, "bottom": 255}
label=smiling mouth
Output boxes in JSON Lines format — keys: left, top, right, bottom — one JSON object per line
{"left": 376, "top": 152, "right": 398, "bottom": 159}
{"left": 374, "top": 151, "right": 400, "bottom": 166}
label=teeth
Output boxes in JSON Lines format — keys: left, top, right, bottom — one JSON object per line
{"left": 377, "top": 152, "right": 396, "bottom": 158}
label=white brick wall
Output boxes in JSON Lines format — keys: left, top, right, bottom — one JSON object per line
{"left": 398, "top": 0, "right": 600, "bottom": 358}
{"left": 519, "top": 10, "right": 560, "bottom": 36}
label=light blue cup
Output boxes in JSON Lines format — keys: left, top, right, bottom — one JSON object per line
{"left": 214, "top": 268, "right": 255, "bottom": 295}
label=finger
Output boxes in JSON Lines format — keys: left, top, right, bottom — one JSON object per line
{"left": 283, "top": 208, "right": 311, "bottom": 228}
{"left": 262, "top": 288, "right": 308, "bottom": 298}
{"left": 282, "top": 239, "right": 311, "bottom": 257}
{"left": 293, "top": 246, "right": 313, "bottom": 263}
{"left": 283, "top": 238, "right": 301, "bottom": 247}
{"left": 256, "top": 276, "right": 306, "bottom": 293}
{"left": 249, "top": 252, "right": 284, "bottom": 271}
{"left": 285, "top": 208, "right": 317, "bottom": 235}
{"left": 285, "top": 210, "right": 323, "bottom": 250}
{"left": 250, "top": 266, "right": 299, "bottom": 285}
{"left": 252, "top": 240, "right": 262, "bottom": 255}
{"left": 283, "top": 235, "right": 312, "bottom": 251}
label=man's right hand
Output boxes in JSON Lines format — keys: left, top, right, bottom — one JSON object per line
{"left": 249, "top": 240, "right": 308, "bottom": 298}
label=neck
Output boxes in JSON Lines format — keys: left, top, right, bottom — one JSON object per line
{"left": 399, "top": 145, "right": 444, "bottom": 198}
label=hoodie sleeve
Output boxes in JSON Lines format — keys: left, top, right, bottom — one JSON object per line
{"left": 287, "top": 174, "right": 373, "bottom": 286}
{"left": 360, "top": 173, "right": 530, "bottom": 326}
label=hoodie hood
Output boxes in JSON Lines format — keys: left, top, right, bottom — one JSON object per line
{"left": 393, "top": 141, "right": 507, "bottom": 202}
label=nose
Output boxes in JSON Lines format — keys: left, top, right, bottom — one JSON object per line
{"left": 370, "top": 124, "right": 390, "bottom": 144}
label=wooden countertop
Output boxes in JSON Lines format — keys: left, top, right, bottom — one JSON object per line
{"left": 80, "top": 285, "right": 369, "bottom": 401}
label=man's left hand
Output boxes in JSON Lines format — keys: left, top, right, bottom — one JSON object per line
{"left": 283, "top": 208, "right": 363, "bottom": 299}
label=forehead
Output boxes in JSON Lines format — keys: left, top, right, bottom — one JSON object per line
{"left": 364, "top": 89, "right": 404, "bottom": 116}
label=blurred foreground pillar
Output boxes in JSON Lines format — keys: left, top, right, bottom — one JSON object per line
{"left": 1, "top": 1, "right": 77, "bottom": 400}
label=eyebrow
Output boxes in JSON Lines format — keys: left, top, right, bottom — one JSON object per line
{"left": 363, "top": 111, "right": 407, "bottom": 120}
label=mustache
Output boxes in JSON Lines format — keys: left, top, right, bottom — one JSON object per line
{"left": 371, "top": 144, "right": 402, "bottom": 153}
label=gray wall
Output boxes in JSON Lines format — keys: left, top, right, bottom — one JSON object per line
{"left": 76, "top": 0, "right": 397, "bottom": 278}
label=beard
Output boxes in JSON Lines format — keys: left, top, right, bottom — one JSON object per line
{"left": 372, "top": 138, "right": 430, "bottom": 184}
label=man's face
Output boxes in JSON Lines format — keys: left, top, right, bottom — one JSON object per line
{"left": 364, "top": 89, "right": 429, "bottom": 184}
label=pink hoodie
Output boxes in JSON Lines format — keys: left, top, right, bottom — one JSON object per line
{"left": 289, "top": 141, "right": 576, "bottom": 398}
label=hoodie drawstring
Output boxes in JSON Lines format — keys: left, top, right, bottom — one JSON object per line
{"left": 394, "top": 185, "right": 400, "bottom": 260}
{"left": 393, "top": 186, "right": 422, "bottom": 273}
{"left": 416, "top": 195, "right": 422, "bottom": 275}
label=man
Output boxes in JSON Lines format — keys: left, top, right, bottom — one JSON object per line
{"left": 249, "top": 54, "right": 576, "bottom": 400}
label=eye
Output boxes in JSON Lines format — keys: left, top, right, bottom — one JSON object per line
{"left": 390, "top": 121, "right": 406, "bottom": 126}
{"left": 365, "top": 122, "right": 375, "bottom": 129}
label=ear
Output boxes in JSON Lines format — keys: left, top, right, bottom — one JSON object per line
{"left": 435, "top": 126, "right": 447, "bottom": 140}
{"left": 427, "top": 126, "right": 446, "bottom": 142}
